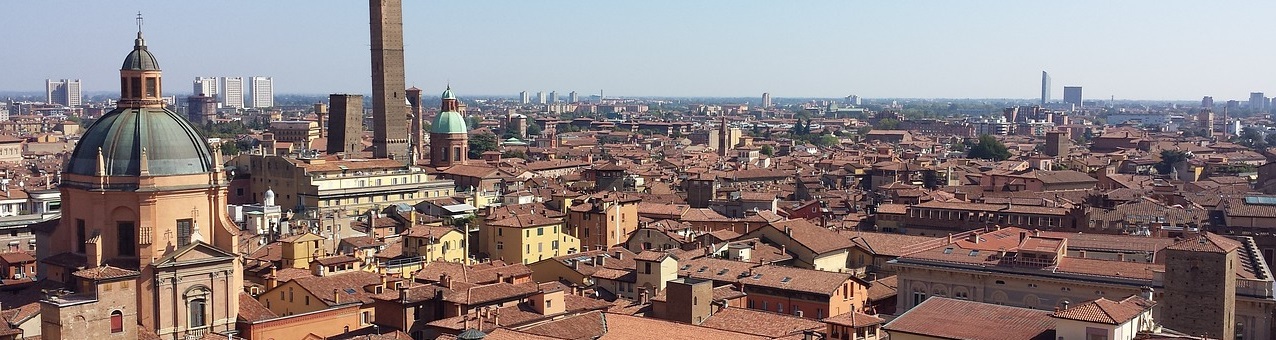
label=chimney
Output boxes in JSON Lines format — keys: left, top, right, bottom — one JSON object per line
{"left": 970, "top": 232, "right": 981, "bottom": 244}
{"left": 1117, "top": 253, "right": 1126, "bottom": 262}
{"left": 268, "top": 266, "right": 278, "bottom": 289}
{"left": 1019, "top": 231, "right": 1027, "bottom": 243}
{"left": 946, "top": 233, "right": 953, "bottom": 244}
{"left": 1141, "top": 286, "right": 1154, "bottom": 301}
{"left": 613, "top": 250, "right": 623, "bottom": 260}
{"left": 639, "top": 288, "right": 650, "bottom": 304}
{"left": 595, "top": 254, "right": 607, "bottom": 267}
{"left": 1033, "top": 229, "right": 1041, "bottom": 237}
{"left": 333, "top": 289, "right": 340, "bottom": 304}
{"left": 497, "top": 273, "right": 505, "bottom": 284}
{"left": 441, "top": 274, "right": 453, "bottom": 289}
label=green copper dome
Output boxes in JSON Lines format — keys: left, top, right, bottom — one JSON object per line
{"left": 68, "top": 107, "right": 215, "bottom": 176}
{"left": 121, "top": 33, "right": 160, "bottom": 71}
{"left": 442, "top": 87, "right": 456, "bottom": 100}
{"left": 432, "top": 111, "right": 468, "bottom": 134}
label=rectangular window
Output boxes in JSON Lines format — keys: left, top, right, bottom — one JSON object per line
{"left": 538, "top": 227, "right": 544, "bottom": 236}
{"left": 177, "top": 219, "right": 193, "bottom": 246}
{"left": 552, "top": 240, "right": 559, "bottom": 249}
{"left": 361, "top": 311, "right": 370, "bottom": 324}
{"left": 130, "top": 77, "right": 142, "bottom": 99}
{"left": 496, "top": 241, "right": 503, "bottom": 250}
{"left": 498, "top": 228, "right": 503, "bottom": 236}
{"left": 76, "top": 219, "right": 86, "bottom": 253}
{"left": 145, "top": 77, "right": 157, "bottom": 97}
{"left": 117, "top": 222, "right": 136, "bottom": 256}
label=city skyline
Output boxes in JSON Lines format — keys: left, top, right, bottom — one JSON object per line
{"left": 5, "top": 1, "right": 1276, "bottom": 100}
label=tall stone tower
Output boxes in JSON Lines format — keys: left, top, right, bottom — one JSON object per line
{"left": 1161, "top": 233, "right": 1238, "bottom": 340}
{"left": 406, "top": 86, "right": 424, "bottom": 164}
{"left": 327, "top": 94, "right": 364, "bottom": 155}
{"left": 430, "top": 87, "right": 469, "bottom": 168}
{"left": 370, "top": 0, "right": 409, "bottom": 161}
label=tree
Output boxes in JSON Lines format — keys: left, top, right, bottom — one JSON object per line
{"left": 1155, "top": 150, "right": 1192, "bottom": 175}
{"left": 875, "top": 118, "right": 901, "bottom": 130}
{"left": 467, "top": 116, "right": 483, "bottom": 131}
{"left": 468, "top": 133, "right": 497, "bottom": 159}
{"left": 1266, "top": 132, "right": 1276, "bottom": 148}
{"left": 810, "top": 134, "right": 840, "bottom": 147}
{"left": 501, "top": 150, "right": 528, "bottom": 160}
{"left": 966, "top": 134, "right": 1011, "bottom": 161}
{"left": 525, "top": 122, "right": 542, "bottom": 136}
{"left": 760, "top": 145, "right": 774, "bottom": 156}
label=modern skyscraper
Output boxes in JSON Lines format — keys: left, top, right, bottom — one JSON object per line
{"left": 762, "top": 92, "right": 772, "bottom": 108}
{"left": 192, "top": 77, "right": 218, "bottom": 97}
{"left": 248, "top": 76, "right": 274, "bottom": 108}
{"left": 1250, "top": 92, "right": 1267, "bottom": 112}
{"left": 369, "top": 0, "right": 409, "bottom": 161}
{"left": 1063, "top": 86, "right": 1082, "bottom": 109}
{"left": 537, "top": 91, "right": 546, "bottom": 104}
{"left": 1040, "top": 71, "right": 1051, "bottom": 105}
{"left": 1202, "top": 96, "right": 1214, "bottom": 108}
{"left": 45, "top": 79, "right": 82, "bottom": 107}
{"left": 327, "top": 94, "right": 364, "bottom": 155}
{"left": 569, "top": 91, "right": 578, "bottom": 103}
{"left": 221, "top": 76, "right": 244, "bottom": 108}
{"left": 549, "top": 91, "right": 558, "bottom": 103}
{"left": 520, "top": 91, "right": 530, "bottom": 104}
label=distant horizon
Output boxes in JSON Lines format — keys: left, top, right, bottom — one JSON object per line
{"left": 0, "top": 90, "right": 1213, "bottom": 104}
{"left": 5, "top": 1, "right": 1273, "bottom": 101}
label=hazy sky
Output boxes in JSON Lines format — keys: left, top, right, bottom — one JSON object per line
{"left": 6, "top": 1, "right": 1275, "bottom": 100}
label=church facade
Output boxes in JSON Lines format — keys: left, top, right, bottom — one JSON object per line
{"left": 36, "top": 24, "right": 242, "bottom": 340}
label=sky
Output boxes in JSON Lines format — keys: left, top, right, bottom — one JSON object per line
{"left": 5, "top": 1, "right": 1275, "bottom": 100}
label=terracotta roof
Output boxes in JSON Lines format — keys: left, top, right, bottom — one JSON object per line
{"left": 822, "top": 310, "right": 886, "bottom": 328}
{"left": 0, "top": 252, "right": 35, "bottom": 264}
{"left": 843, "top": 231, "right": 939, "bottom": 257}
{"left": 866, "top": 275, "right": 898, "bottom": 302}
{"left": 1166, "top": 233, "right": 1241, "bottom": 253}
{"left": 765, "top": 219, "right": 854, "bottom": 254}
{"left": 521, "top": 311, "right": 768, "bottom": 340}
{"left": 679, "top": 257, "right": 856, "bottom": 295}
{"left": 697, "top": 307, "right": 824, "bottom": 337}
{"left": 291, "top": 271, "right": 383, "bottom": 306}
{"left": 885, "top": 297, "right": 1055, "bottom": 340}
{"left": 72, "top": 265, "right": 139, "bottom": 281}
{"left": 1051, "top": 295, "right": 1155, "bottom": 325}
{"left": 238, "top": 292, "right": 278, "bottom": 322}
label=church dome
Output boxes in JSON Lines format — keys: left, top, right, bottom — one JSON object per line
{"left": 442, "top": 87, "right": 456, "bottom": 100}
{"left": 67, "top": 107, "right": 215, "bottom": 176}
{"left": 432, "top": 111, "right": 468, "bottom": 134}
{"left": 121, "top": 33, "right": 159, "bottom": 71}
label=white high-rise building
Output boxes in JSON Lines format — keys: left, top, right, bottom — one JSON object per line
{"left": 249, "top": 76, "right": 274, "bottom": 108}
{"left": 549, "top": 91, "right": 558, "bottom": 103}
{"left": 762, "top": 92, "right": 772, "bottom": 108}
{"left": 520, "top": 91, "right": 529, "bottom": 104}
{"left": 193, "top": 77, "right": 218, "bottom": 98}
{"left": 537, "top": 91, "right": 546, "bottom": 104}
{"left": 45, "top": 79, "right": 82, "bottom": 107}
{"left": 569, "top": 91, "right": 578, "bottom": 103}
{"left": 221, "top": 77, "right": 245, "bottom": 108}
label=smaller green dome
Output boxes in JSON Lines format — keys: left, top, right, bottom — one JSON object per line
{"left": 122, "top": 33, "right": 160, "bottom": 71}
{"left": 442, "top": 87, "right": 456, "bottom": 100}
{"left": 431, "top": 111, "right": 468, "bottom": 134}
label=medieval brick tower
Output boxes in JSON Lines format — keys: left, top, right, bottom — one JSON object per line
{"left": 407, "top": 86, "right": 424, "bottom": 164}
{"left": 370, "top": 0, "right": 409, "bottom": 161}
{"left": 1161, "top": 233, "right": 1237, "bottom": 339}
{"left": 430, "top": 87, "right": 469, "bottom": 168}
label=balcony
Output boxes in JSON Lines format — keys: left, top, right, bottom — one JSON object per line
{"left": 1238, "top": 278, "right": 1275, "bottom": 298}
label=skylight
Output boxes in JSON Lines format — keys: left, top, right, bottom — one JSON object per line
{"left": 753, "top": 273, "right": 763, "bottom": 280}
{"left": 780, "top": 277, "right": 792, "bottom": 283}
{"left": 943, "top": 247, "right": 953, "bottom": 254}
{"left": 969, "top": 250, "right": 980, "bottom": 256}
{"left": 344, "top": 288, "right": 356, "bottom": 294}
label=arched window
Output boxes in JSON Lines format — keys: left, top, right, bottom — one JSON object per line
{"left": 110, "top": 310, "right": 123, "bottom": 333}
